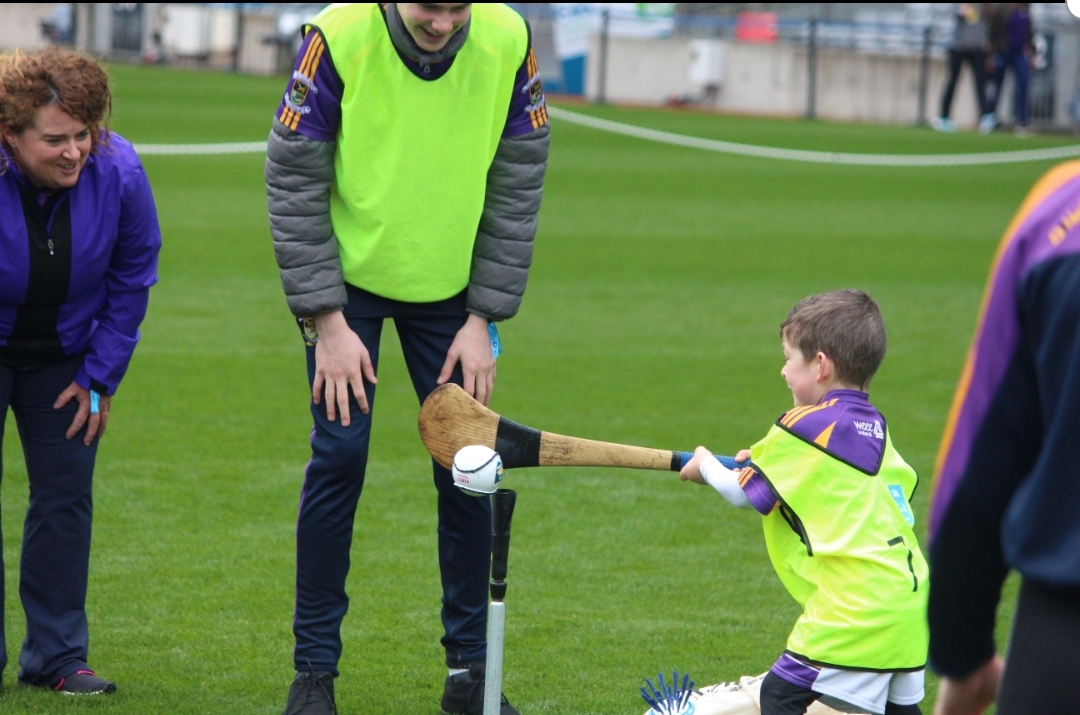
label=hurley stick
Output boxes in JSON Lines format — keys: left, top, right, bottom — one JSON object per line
{"left": 418, "top": 384, "right": 743, "bottom": 471}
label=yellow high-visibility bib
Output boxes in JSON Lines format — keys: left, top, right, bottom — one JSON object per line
{"left": 752, "top": 425, "right": 929, "bottom": 670}
{"left": 312, "top": 3, "right": 527, "bottom": 302}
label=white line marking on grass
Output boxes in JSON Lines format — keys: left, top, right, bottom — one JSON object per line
{"left": 548, "top": 106, "right": 1080, "bottom": 166}
{"left": 133, "top": 141, "right": 267, "bottom": 155}
{"left": 130, "top": 110, "right": 1080, "bottom": 166}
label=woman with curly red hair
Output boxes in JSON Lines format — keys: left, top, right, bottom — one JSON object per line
{"left": 0, "top": 47, "right": 160, "bottom": 695}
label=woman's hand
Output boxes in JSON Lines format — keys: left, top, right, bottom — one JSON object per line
{"left": 438, "top": 314, "right": 496, "bottom": 406}
{"left": 55, "top": 382, "right": 112, "bottom": 446}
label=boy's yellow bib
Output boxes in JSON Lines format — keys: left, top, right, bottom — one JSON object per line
{"left": 311, "top": 3, "right": 528, "bottom": 302}
{"left": 752, "top": 426, "right": 929, "bottom": 670}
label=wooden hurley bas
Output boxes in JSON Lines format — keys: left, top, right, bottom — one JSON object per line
{"left": 418, "top": 383, "right": 685, "bottom": 471}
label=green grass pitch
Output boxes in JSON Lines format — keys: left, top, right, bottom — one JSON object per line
{"left": 1, "top": 63, "right": 1058, "bottom": 713}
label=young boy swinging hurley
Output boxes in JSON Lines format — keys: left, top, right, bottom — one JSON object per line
{"left": 681, "top": 290, "right": 928, "bottom": 715}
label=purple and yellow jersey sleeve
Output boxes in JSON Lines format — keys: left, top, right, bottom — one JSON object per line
{"left": 276, "top": 28, "right": 344, "bottom": 142}
{"left": 503, "top": 42, "right": 548, "bottom": 137}
{"left": 739, "top": 467, "right": 780, "bottom": 515}
{"left": 930, "top": 160, "right": 1080, "bottom": 538}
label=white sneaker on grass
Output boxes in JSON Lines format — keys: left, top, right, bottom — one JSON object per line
{"left": 931, "top": 117, "right": 957, "bottom": 133}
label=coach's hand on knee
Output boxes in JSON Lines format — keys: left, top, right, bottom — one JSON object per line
{"left": 312, "top": 311, "right": 377, "bottom": 425}
{"left": 55, "top": 381, "right": 113, "bottom": 445}
{"left": 439, "top": 313, "right": 496, "bottom": 407}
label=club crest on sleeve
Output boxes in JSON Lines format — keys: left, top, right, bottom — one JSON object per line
{"left": 286, "top": 71, "right": 318, "bottom": 114}
{"left": 524, "top": 74, "right": 545, "bottom": 112}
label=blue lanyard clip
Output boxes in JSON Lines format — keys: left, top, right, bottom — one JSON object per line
{"left": 488, "top": 322, "right": 502, "bottom": 359}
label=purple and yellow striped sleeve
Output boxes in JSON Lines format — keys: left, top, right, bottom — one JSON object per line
{"left": 276, "top": 28, "right": 343, "bottom": 142}
{"left": 740, "top": 467, "right": 779, "bottom": 515}
{"left": 929, "top": 160, "right": 1080, "bottom": 539}
{"left": 503, "top": 40, "right": 548, "bottom": 137}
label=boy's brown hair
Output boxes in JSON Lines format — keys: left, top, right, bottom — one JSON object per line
{"left": 780, "top": 289, "right": 887, "bottom": 389}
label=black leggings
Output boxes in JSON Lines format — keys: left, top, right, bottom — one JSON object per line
{"left": 940, "top": 48, "right": 987, "bottom": 119}
{"left": 759, "top": 671, "right": 921, "bottom": 715}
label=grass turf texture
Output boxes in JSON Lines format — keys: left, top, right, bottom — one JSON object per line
{"left": 0, "top": 63, "right": 1049, "bottom": 713}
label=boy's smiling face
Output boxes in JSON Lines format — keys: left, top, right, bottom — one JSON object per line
{"left": 782, "top": 339, "right": 825, "bottom": 407}
{"left": 398, "top": 3, "right": 472, "bottom": 52}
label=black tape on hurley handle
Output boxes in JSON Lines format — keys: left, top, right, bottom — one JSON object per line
{"left": 490, "top": 488, "right": 517, "bottom": 600}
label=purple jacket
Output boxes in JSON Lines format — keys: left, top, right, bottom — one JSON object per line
{"left": 0, "top": 134, "right": 161, "bottom": 395}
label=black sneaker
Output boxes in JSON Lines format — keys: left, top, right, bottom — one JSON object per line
{"left": 441, "top": 662, "right": 519, "bottom": 715}
{"left": 283, "top": 671, "right": 337, "bottom": 715}
{"left": 55, "top": 670, "right": 116, "bottom": 695}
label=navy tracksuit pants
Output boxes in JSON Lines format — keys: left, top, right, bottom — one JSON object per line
{"left": 0, "top": 356, "right": 97, "bottom": 685}
{"left": 294, "top": 286, "right": 493, "bottom": 674}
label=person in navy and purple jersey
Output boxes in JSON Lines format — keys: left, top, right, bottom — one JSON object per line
{"left": 265, "top": 4, "right": 548, "bottom": 715}
{"left": 0, "top": 47, "right": 160, "bottom": 696}
{"left": 680, "top": 290, "right": 927, "bottom": 715}
{"left": 928, "top": 161, "right": 1080, "bottom": 715}
{"left": 984, "top": 3, "right": 1033, "bottom": 134}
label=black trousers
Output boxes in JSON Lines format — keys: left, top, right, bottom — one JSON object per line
{"left": 0, "top": 356, "right": 98, "bottom": 685}
{"left": 759, "top": 671, "right": 921, "bottom": 715}
{"left": 997, "top": 580, "right": 1080, "bottom": 715}
{"left": 940, "top": 48, "right": 988, "bottom": 119}
{"left": 293, "top": 285, "right": 492, "bottom": 674}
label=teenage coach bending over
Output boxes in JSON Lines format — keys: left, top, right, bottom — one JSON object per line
{"left": 265, "top": 4, "right": 548, "bottom": 714}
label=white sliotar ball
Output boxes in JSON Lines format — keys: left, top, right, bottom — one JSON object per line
{"left": 452, "top": 445, "right": 503, "bottom": 496}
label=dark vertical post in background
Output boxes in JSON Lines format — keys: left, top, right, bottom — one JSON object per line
{"left": 917, "top": 25, "right": 932, "bottom": 125}
{"left": 69, "top": 4, "right": 79, "bottom": 47}
{"left": 597, "top": 8, "right": 610, "bottom": 104}
{"left": 233, "top": 3, "right": 244, "bottom": 73}
{"left": 806, "top": 18, "right": 818, "bottom": 119}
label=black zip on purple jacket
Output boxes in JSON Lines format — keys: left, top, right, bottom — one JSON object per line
{"left": 0, "top": 134, "right": 161, "bottom": 395}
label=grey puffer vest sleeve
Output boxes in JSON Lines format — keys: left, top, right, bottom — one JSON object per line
{"left": 266, "top": 116, "right": 548, "bottom": 321}
{"left": 467, "top": 123, "right": 550, "bottom": 321}
{"left": 265, "top": 118, "right": 347, "bottom": 317}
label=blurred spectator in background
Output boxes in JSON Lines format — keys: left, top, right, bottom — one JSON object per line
{"left": 927, "top": 160, "right": 1080, "bottom": 714}
{"left": 934, "top": 3, "right": 990, "bottom": 133}
{"left": 983, "top": 3, "right": 1033, "bottom": 135}
{"left": 980, "top": 3, "right": 1007, "bottom": 133}
{"left": 39, "top": 4, "right": 74, "bottom": 45}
